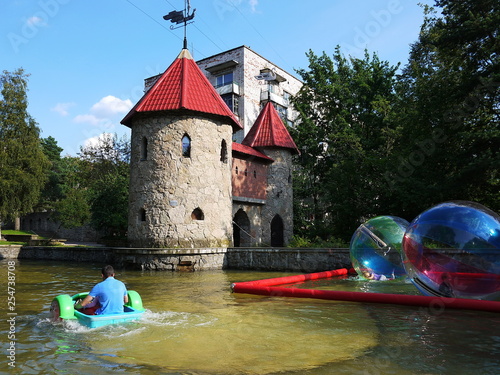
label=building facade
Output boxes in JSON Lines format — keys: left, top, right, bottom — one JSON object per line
{"left": 123, "top": 46, "right": 302, "bottom": 248}
{"left": 196, "top": 46, "right": 302, "bottom": 142}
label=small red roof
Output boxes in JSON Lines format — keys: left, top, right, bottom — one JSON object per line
{"left": 121, "top": 49, "right": 242, "bottom": 130}
{"left": 242, "top": 101, "right": 299, "bottom": 154}
{"left": 232, "top": 142, "right": 273, "bottom": 162}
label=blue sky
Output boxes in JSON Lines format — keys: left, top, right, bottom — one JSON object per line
{"left": 2, "top": 0, "right": 434, "bottom": 156}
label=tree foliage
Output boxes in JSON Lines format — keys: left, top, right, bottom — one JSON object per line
{"left": 292, "top": 0, "right": 499, "bottom": 241}
{"left": 54, "top": 134, "right": 130, "bottom": 237}
{"left": 0, "top": 69, "right": 49, "bottom": 222}
{"left": 388, "top": 0, "right": 500, "bottom": 218}
{"left": 291, "top": 48, "right": 400, "bottom": 240}
{"left": 37, "top": 136, "right": 64, "bottom": 211}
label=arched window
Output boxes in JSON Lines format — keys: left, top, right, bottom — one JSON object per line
{"left": 271, "top": 214, "right": 284, "bottom": 247}
{"left": 141, "top": 137, "right": 148, "bottom": 160}
{"left": 233, "top": 209, "right": 251, "bottom": 247}
{"left": 182, "top": 134, "right": 191, "bottom": 157}
{"left": 235, "top": 166, "right": 238, "bottom": 175}
{"left": 191, "top": 208, "right": 204, "bottom": 220}
{"left": 220, "top": 139, "right": 228, "bottom": 163}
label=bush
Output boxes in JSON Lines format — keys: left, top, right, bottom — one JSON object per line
{"left": 288, "top": 235, "right": 348, "bottom": 248}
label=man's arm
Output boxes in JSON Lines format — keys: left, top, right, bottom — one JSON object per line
{"left": 75, "top": 294, "right": 94, "bottom": 309}
{"left": 124, "top": 293, "right": 129, "bottom": 304}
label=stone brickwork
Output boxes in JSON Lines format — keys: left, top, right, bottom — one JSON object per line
{"left": 232, "top": 203, "right": 264, "bottom": 246}
{"left": 20, "top": 212, "right": 101, "bottom": 242}
{"left": 128, "top": 114, "right": 234, "bottom": 248}
{"left": 0, "top": 245, "right": 351, "bottom": 273}
{"left": 225, "top": 248, "right": 352, "bottom": 273}
{"left": 261, "top": 149, "right": 294, "bottom": 246}
{"left": 114, "top": 247, "right": 228, "bottom": 271}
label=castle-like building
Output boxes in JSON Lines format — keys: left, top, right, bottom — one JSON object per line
{"left": 121, "top": 46, "right": 301, "bottom": 248}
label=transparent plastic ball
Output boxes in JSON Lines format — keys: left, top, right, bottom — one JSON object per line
{"left": 350, "top": 216, "right": 409, "bottom": 280}
{"left": 402, "top": 201, "right": 500, "bottom": 300}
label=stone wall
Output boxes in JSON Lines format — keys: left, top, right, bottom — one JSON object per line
{"left": 226, "top": 248, "right": 351, "bottom": 273}
{"left": 128, "top": 114, "right": 234, "bottom": 248}
{"left": 261, "top": 149, "right": 294, "bottom": 246}
{"left": 0, "top": 245, "right": 352, "bottom": 273}
{"left": 0, "top": 245, "right": 22, "bottom": 259}
{"left": 113, "top": 247, "right": 228, "bottom": 271}
{"left": 20, "top": 212, "right": 102, "bottom": 242}
{"left": 0, "top": 245, "right": 113, "bottom": 262}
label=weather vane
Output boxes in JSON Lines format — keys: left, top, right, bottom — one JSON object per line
{"left": 163, "top": 0, "right": 196, "bottom": 49}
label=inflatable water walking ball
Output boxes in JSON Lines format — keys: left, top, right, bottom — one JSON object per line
{"left": 350, "top": 216, "right": 409, "bottom": 280}
{"left": 402, "top": 201, "right": 500, "bottom": 300}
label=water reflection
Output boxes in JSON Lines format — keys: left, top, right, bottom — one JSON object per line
{"left": 1, "top": 260, "right": 500, "bottom": 374}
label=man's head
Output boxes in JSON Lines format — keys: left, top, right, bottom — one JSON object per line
{"left": 101, "top": 265, "right": 115, "bottom": 279}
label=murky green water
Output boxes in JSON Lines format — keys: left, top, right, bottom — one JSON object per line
{"left": 2, "top": 260, "right": 500, "bottom": 374}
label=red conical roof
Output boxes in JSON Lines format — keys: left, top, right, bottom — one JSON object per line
{"left": 121, "top": 49, "right": 242, "bottom": 129}
{"left": 242, "top": 101, "right": 299, "bottom": 154}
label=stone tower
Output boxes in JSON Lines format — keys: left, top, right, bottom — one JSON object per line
{"left": 121, "top": 49, "right": 242, "bottom": 248}
{"left": 242, "top": 101, "right": 299, "bottom": 246}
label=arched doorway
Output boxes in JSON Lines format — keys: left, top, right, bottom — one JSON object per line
{"left": 270, "top": 214, "right": 284, "bottom": 247}
{"left": 233, "top": 209, "right": 251, "bottom": 247}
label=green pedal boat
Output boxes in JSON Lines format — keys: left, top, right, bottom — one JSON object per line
{"left": 51, "top": 290, "right": 145, "bottom": 328}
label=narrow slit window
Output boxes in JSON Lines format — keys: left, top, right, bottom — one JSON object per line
{"left": 141, "top": 137, "right": 148, "bottom": 160}
{"left": 140, "top": 208, "right": 146, "bottom": 222}
{"left": 220, "top": 139, "right": 228, "bottom": 163}
{"left": 182, "top": 134, "right": 191, "bottom": 157}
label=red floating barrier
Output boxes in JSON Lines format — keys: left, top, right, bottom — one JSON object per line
{"left": 231, "top": 268, "right": 500, "bottom": 313}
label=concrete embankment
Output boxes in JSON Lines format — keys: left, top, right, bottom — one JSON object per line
{"left": 0, "top": 244, "right": 351, "bottom": 272}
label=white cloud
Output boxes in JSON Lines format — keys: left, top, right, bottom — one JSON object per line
{"left": 51, "top": 102, "right": 75, "bottom": 116}
{"left": 90, "top": 95, "right": 133, "bottom": 118}
{"left": 26, "top": 16, "right": 46, "bottom": 27}
{"left": 249, "top": 0, "right": 258, "bottom": 12}
{"left": 73, "top": 114, "right": 102, "bottom": 126}
{"left": 72, "top": 95, "right": 132, "bottom": 129}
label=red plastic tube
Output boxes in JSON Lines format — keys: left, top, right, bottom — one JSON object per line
{"left": 231, "top": 269, "right": 500, "bottom": 313}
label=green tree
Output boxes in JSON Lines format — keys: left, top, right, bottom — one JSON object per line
{"left": 291, "top": 47, "right": 400, "bottom": 241}
{"left": 0, "top": 69, "right": 49, "bottom": 234}
{"left": 52, "top": 156, "right": 91, "bottom": 229}
{"left": 51, "top": 133, "right": 129, "bottom": 238}
{"left": 37, "top": 136, "right": 65, "bottom": 211}
{"left": 77, "top": 133, "right": 130, "bottom": 237}
{"left": 387, "top": 0, "right": 500, "bottom": 217}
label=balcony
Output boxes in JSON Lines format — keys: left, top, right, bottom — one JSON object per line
{"left": 260, "top": 90, "right": 287, "bottom": 107}
{"left": 216, "top": 82, "right": 240, "bottom": 96}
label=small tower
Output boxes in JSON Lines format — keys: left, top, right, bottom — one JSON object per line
{"left": 242, "top": 101, "right": 299, "bottom": 246}
{"left": 121, "top": 48, "right": 242, "bottom": 248}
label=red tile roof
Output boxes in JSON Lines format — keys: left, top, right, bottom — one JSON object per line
{"left": 242, "top": 101, "right": 299, "bottom": 154}
{"left": 232, "top": 142, "right": 274, "bottom": 162}
{"left": 121, "top": 49, "right": 242, "bottom": 130}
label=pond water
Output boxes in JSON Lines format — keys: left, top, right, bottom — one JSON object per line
{"left": 2, "top": 259, "right": 500, "bottom": 374}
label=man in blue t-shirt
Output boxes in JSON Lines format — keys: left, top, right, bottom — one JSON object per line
{"left": 75, "top": 265, "right": 128, "bottom": 315}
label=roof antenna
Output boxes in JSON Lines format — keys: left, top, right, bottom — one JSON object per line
{"left": 163, "top": 0, "right": 196, "bottom": 50}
